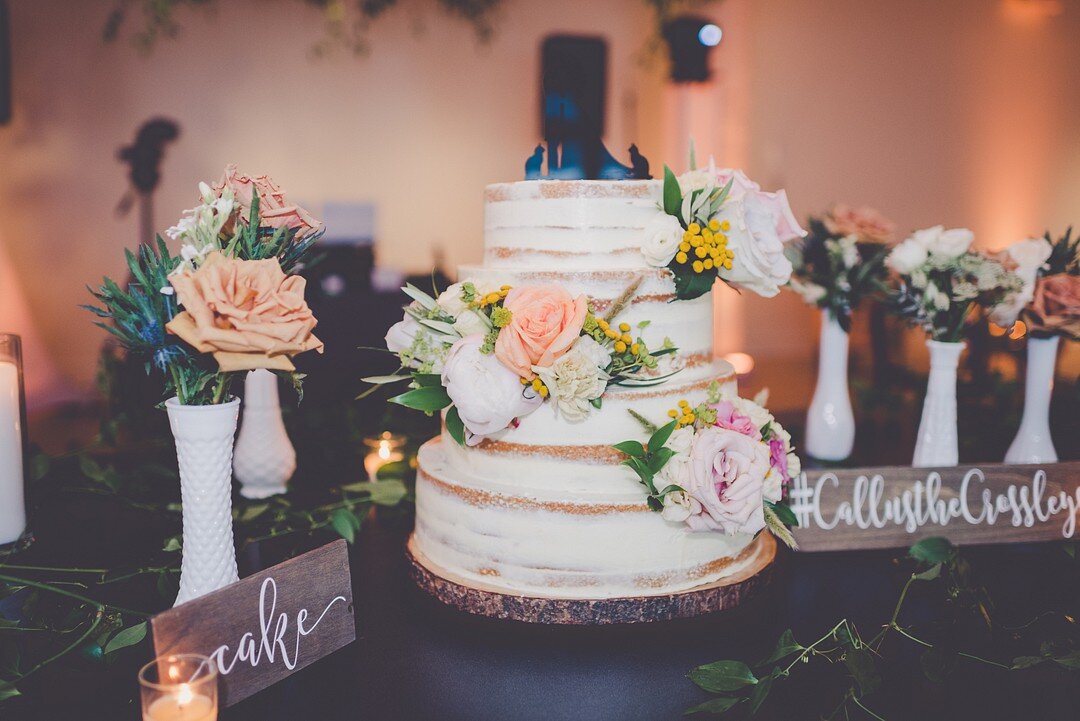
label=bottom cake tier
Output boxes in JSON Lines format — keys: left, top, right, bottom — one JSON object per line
{"left": 413, "top": 437, "right": 766, "bottom": 600}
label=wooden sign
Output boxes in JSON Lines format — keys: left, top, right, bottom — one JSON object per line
{"left": 150, "top": 540, "right": 355, "bottom": 706}
{"left": 789, "top": 461, "right": 1080, "bottom": 552}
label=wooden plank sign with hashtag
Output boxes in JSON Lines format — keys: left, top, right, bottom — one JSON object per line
{"left": 787, "top": 461, "right": 1080, "bottom": 552}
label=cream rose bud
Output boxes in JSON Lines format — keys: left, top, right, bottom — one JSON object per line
{"left": 677, "top": 168, "right": 716, "bottom": 193}
{"left": 442, "top": 335, "right": 543, "bottom": 444}
{"left": 641, "top": 213, "right": 685, "bottom": 268}
{"left": 452, "top": 309, "right": 490, "bottom": 337}
{"left": 886, "top": 238, "right": 929, "bottom": 275}
{"left": 385, "top": 315, "right": 421, "bottom": 357}
{"left": 436, "top": 282, "right": 469, "bottom": 317}
{"left": 660, "top": 491, "right": 701, "bottom": 523}
{"left": 684, "top": 426, "right": 772, "bottom": 535}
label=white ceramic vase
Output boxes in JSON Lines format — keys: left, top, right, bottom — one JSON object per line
{"left": 912, "top": 340, "right": 965, "bottom": 468}
{"left": 167, "top": 397, "right": 241, "bottom": 607}
{"left": 233, "top": 369, "right": 296, "bottom": 499}
{"left": 805, "top": 310, "right": 856, "bottom": 461}
{"left": 1005, "top": 335, "right": 1059, "bottom": 464}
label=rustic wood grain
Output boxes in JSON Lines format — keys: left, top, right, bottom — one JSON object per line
{"left": 406, "top": 533, "right": 777, "bottom": 625}
{"left": 790, "top": 461, "right": 1080, "bottom": 552}
{"left": 150, "top": 540, "right": 356, "bottom": 707}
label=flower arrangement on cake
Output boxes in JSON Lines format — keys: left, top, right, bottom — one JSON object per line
{"left": 368, "top": 278, "right": 681, "bottom": 445}
{"left": 86, "top": 164, "right": 324, "bottom": 404}
{"left": 614, "top": 383, "right": 800, "bottom": 549}
{"left": 991, "top": 228, "right": 1080, "bottom": 339}
{"left": 785, "top": 205, "right": 895, "bottom": 331}
{"left": 640, "top": 151, "right": 805, "bottom": 300}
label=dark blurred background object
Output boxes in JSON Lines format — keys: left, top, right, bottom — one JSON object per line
{"left": 661, "top": 15, "right": 721, "bottom": 83}
{"left": 0, "top": 0, "right": 10, "bottom": 125}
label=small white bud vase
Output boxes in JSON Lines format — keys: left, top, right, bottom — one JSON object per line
{"left": 805, "top": 310, "right": 856, "bottom": 461}
{"left": 912, "top": 340, "right": 965, "bottom": 468}
{"left": 233, "top": 369, "right": 296, "bottom": 499}
{"left": 166, "top": 397, "right": 241, "bottom": 606}
{"left": 1004, "top": 335, "right": 1060, "bottom": 464}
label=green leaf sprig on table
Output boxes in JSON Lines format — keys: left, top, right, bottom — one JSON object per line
{"left": 685, "top": 537, "right": 1080, "bottom": 719}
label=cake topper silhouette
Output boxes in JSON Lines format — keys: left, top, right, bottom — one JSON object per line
{"left": 524, "top": 138, "right": 652, "bottom": 181}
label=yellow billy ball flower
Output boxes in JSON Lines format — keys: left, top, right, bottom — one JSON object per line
{"left": 708, "top": 218, "right": 721, "bottom": 232}
{"left": 701, "top": 228, "right": 713, "bottom": 242}
{"left": 675, "top": 251, "right": 688, "bottom": 264}
{"left": 531, "top": 378, "right": 543, "bottom": 391}
{"left": 614, "top": 340, "right": 627, "bottom": 353}
{"left": 520, "top": 377, "right": 529, "bottom": 385}
{"left": 618, "top": 322, "right": 631, "bottom": 332}
{"left": 486, "top": 292, "right": 501, "bottom": 305}
{"left": 692, "top": 260, "right": 704, "bottom": 273}
{"left": 694, "top": 246, "right": 707, "bottom": 259}
{"left": 687, "top": 222, "right": 701, "bottom": 235}
{"left": 538, "top": 386, "right": 549, "bottom": 398}
{"left": 605, "top": 328, "right": 618, "bottom": 339}
{"left": 682, "top": 231, "right": 694, "bottom": 243}
{"left": 630, "top": 343, "right": 640, "bottom": 355}
{"left": 678, "top": 399, "right": 689, "bottom": 408}
{"left": 703, "top": 258, "right": 714, "bottom": 270}
{"left": 679, "top": 241, "right": 691, "bottom": 253}
{"left": 667, "top": 409, "right": 678, "bottom": 418}
{"left": 723, "top": 259, "right": 733, "bottom": 269}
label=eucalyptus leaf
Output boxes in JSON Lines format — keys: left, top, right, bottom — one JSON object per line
{"left": 689, "top": 660, "right": 758, "bottom": 693}
{"left": 360, "top": 374, "right": 410, "bottom": 385}
{"left": 401, "top": 283, "right": 438, "bottom": 310}
{"left": 104, "top": 622, "right": 147, "bottom": 655}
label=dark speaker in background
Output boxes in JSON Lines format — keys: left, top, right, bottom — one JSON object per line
{"left": 540, "top": 35, "right": 607, "bottom": 143}
{"left": 0, "top": 1, "right": 10, "bottom": 125}
{"left": 662, "top": 16, "right": 721, "bottom": 83}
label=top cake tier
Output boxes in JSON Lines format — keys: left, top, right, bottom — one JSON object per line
{"left": 483, "top": 180, "right": 662, "bottom": 270}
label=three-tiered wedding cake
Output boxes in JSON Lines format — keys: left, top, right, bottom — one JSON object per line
{"left": 411, "top": 180, "right": 765, "bottom": 600}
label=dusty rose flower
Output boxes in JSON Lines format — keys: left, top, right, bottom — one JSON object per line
{"left": 710, "top": 400, "right": 761, "bottom": 439}
{"left": 683, "top": 426, "right": 772, "bottom": 536}
{"left": 1024, "top": 274, "right": 1080, "bottom": 340}
{"left": 166, "top": 251, "right": 323, "bottom": 372}
{"left": 824, "top": 205, "right": 895, "bottom": 244}
{"left": 494, "top": 284, "right": 588, "bottom": 380}
{"left": 211, "top": 164, "right": 322, "bottom": 237}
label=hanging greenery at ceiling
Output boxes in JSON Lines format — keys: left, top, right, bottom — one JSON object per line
{"left": 102, "top": 0, "right": 707, "bottom": 56}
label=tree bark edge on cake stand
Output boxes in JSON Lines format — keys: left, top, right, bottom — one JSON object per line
{"left": 405, "top": 532, "right": 777, "bottom": 625}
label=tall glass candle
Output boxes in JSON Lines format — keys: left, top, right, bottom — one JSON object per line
{"left": 0, "top": 333, "right": 30, "bottom": 554}
{"left": 139, "top": 654, "right": 218, "bottom": 721}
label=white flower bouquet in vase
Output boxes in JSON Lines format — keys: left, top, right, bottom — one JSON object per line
{"left": 886, "top": 226, "right": 1021, "bottom": 467}
{"left": 991, "top": 230, "right": 1079, "bottom": 464}
{"left": 86, "top": 166, "right": 324, "bottom": 605}
{"left": 785, "top": 206, "right": 895, "bottom": 461}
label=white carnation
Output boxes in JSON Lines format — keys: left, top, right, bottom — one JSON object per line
{"left": 570, "top": 335, "right": 612, "bottom": 370}
{"left": 641, "top": 213, "right": 684, "bottom": 268}
{"left": 534, "top": 348, "right": 610, "bottom": 422}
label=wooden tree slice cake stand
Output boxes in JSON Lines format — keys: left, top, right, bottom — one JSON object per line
{"left": 405, "top": 532, "right": 778, "bottom": 625}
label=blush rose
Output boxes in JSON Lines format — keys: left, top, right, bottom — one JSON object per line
{"left": 494, "top": 284, "right": 588, "bottom": 380}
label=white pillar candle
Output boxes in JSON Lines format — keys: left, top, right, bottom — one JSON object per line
{"left": 0, "top": 360, "right": 26, "bottom": 545}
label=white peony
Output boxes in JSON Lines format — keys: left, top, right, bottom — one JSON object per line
{"left": 989, "top": 237, "right": 1053, "bottom": 328}
{"left": 533, "top": 347, "right": 610, "bottom": 422}
{"left": 715, "top": 195, "right": 795, "bottom": 297}
{"left": 442, "top": 335, "right": 544, "bottom": 444}
{"left": 385, "top": 314, "right": 450, "bottom": 373}
{"left": 886, "top": 237, "right": 929, "bottom": 275}
{"left": 641, "top": 213, "right": 684, "bottom": 268}
{"left": 436, "top": 282, "right": 469, "bottom": 317}
{"left": 452, "top": 309, "right": 490, "bottom": 337}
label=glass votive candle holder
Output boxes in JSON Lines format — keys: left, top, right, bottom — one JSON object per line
{"left": 363, "top": 431, "right": 405, "bottom": 479}
{"left": 139, "top": 654, "right": 218, "bottom": 721}
{"left": 0, "top": 333, "right": 32, "bottom": 556}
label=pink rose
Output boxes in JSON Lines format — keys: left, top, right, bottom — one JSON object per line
{"left": 710, "top": 400, "right": 760, "bottom": 439}
{"left": 211, "top": 164, "right": 322, "bottom": 237}
{"left": 717, "top": 169, "right": 806, "bottom": 244}
{"left": 824, "top": 205, "right": 895, "bottom": 244}
{"left": 684, "top": 427, "right": 772, "bottom": 535}
{"left": 494, "top": 284, "right": 588, "bottom": 380}
{"left": 1025, "top": 274, "right": 1080, "bottom": 340}
{"left": 442, "top": 335, "right": 544, "bottom": 444}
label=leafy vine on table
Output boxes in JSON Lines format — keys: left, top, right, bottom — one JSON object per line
{"left": 686, "top": 537, "right": 1080, "bottom": 719}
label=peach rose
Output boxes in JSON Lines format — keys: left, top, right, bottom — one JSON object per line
{"left": 1025, "top": 274, "right": 1080, "bottom": 340}
{"left": 211, "top": 164, "right": 322, "bottom": 237}
{"left": 494, "top": 284, "right": 588, "bottom": 380}
{"left": 824, "top": 205, "right": 895, "bottom": 244}
{"left": 166, "top": 251, "right": 324, "bottom": 372}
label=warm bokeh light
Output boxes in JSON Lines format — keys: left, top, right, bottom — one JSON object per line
{"left": 723, "top": 351, "right": 755, "bottom": 375}
{"left": 1009, "top": 320, "right": 1028, "bottom": 340}
{"left": 988, "top": 322, "right": 1008, "bottom": 337}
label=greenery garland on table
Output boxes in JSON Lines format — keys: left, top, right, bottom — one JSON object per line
{"left": 685, "top": 538, "right": 1080, "bottom": 719}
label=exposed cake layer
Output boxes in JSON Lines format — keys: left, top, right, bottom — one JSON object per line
{"left": 484, "top": 180, "right": 662, "bottom": 269}
{"left": 414, "top": 437, "right": 759, "bottom": 599}
{"left": 458, "top": 264, "right": 715, "bottom": 374}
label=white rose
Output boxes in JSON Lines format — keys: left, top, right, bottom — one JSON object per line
{"left": 931, "top": 227, "right": 974, "bottom": 260}
{"left": 436, "top": 282, "right": 469, "bottom": 317}
{"left": 886, "top": 237, "right": 929, "bottom": 275}
{"left": 715, "top": 196, "right": 794, "bottom": 298}
{"left": 385, "top": 316, "right": 422, "bottom": 357}
{"left": 570, "top": 335, "right": 612, "bottom": 370}
{"left": 641, "top": 213, "right": 684, "bottom": 268}
{"left": 665, "top": 426, "right": 694, "bottom": 454}
{"left": 731, "top": 396, "right": 775, "bottom": 434}
{"left": 990, "top": 237, "right": 1053, "bottom": 327}
{"left": 790, "top": 279, "right": 827, "bottom": 304}
{"left": 684, "top": 427, "right": 772, "bottom": 535}
{"left": 533, "top": 348, "right": 610, "bottom": 422}
{"left": 452, "top": 309, "right": 490, "bottom": 337}
{"left": 660, "top": 490, "right": 701, "bottom": 523}
{"left": 677, "top": 168, "right": 717, "bottom": 193}
{"left": 442, "top": 335, "right": 543, "bottom": 444}
{"left": 655, "top": 426, "right": 694, "bottom": 499}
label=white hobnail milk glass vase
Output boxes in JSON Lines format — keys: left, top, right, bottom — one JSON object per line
{"left": 912, "top": 340, "right": 965, "bottom": 468}
{"left": 167, "top": 397, "right": 241, "bottom": 606}
{"left": 233, "top": 369, "right": 296, "bottom": 499}
{"left": 1005, "top": 335, "right": 1060, "bottom": 464}
{"left": 805, "top": 310, "right": 856, "bottom": 461}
